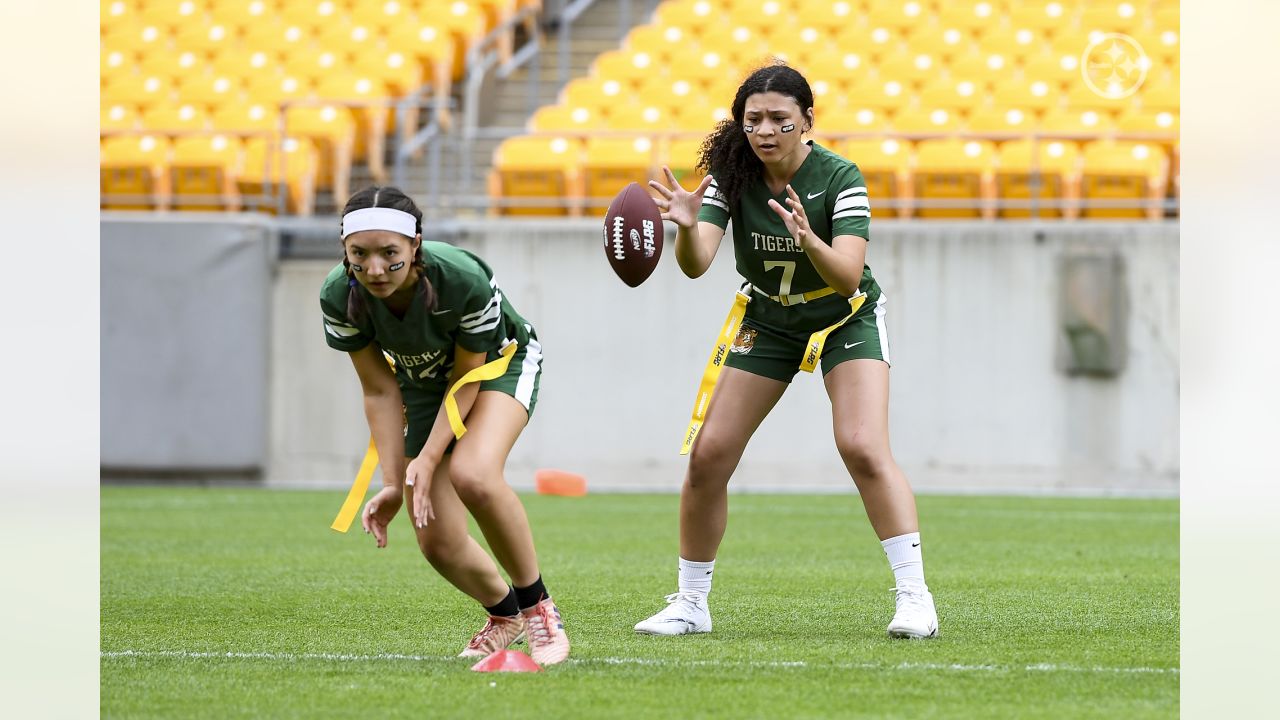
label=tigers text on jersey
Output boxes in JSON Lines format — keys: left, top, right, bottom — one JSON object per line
{"left": 319, "top": 241, "right": 533, "bottom": 389}
{"left": 698, "top": 140, "right": 879, "bottom": 303}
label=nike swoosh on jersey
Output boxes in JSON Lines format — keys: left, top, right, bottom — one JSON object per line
{"left": 807, "top": 190, "right": 826, "bottom": 199}
{"left": 844, "top": 340, "right": 866, "bottom": 349}
{"left": 431, "top": 308, "right": 453, "bottom": 315}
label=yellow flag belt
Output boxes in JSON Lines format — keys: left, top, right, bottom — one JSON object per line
{"left": 330, "top": 340, "right": 519, "bottom": 532}
{"left": 680, "top": 287, "right": 867, "bottom": 455}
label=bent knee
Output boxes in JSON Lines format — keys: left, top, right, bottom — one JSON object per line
{"left": 448, "top": 459, "right": 502, "bottom": 508}
{"left": 686, "top": 435, "right": 741, "bottom": 488}
{"left": 836, "top": 433, "right": 892, "bottom": 478}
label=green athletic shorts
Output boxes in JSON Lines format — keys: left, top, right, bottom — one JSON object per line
{"left": 724, "top": 289, "right": 891, "bottom": 383}
{"left": 400, "top": 333, "right": 543, "bottom": 457}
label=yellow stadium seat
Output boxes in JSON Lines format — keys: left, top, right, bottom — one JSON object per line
{"left": 309, "top": 20, "right": 381, "bottom": 60}
{"left": 583, "top": 136, "right": 657, "bottom": 214}
{"left": 654, "top": 0, "right": 728, "bottom": 40}
{"left": 966, "top": 106, "right": 1037, "bottom": 135}
{"left": 563, "top": 76, "right": 631, "bottom": 112}
{"left": 283, "top": 47, "right": 347, "bottom": 82}
{"left": 992, "top": 78, "right": 1059, "bottom": 112}
{"left": 937, "top": 1, "right": 1003, "bottom": 33}
{"left": 172, "top": 21, "right": 236, "bottom": 55}
{"left": 170, "top": 134, "right": 242, "bottom": 211}
{"left": 838, "top": 138, "right": 909, "bottom": 217}
{"left": 239, "top": 136, "right": 320, "bottom": 215}
{"left": 1078, "top": 3, "right": 1142, "bottom": 34}
{"left": 438, "top": 1, "right": 490, "bottom": 55}
{"left": 101, "top": 135, "right": 171, "bottom": 209}
{"left": 240, "top": 20, "right": 313, "bottom": 55}
{"left": 491, "top": 135, "right": 582, "bottom": 216}
{"left": 796, "top": 0, "right": 867, "bottom": 37}
{"left": 1115, "top": 108, "right": 1178, "bottom": 139}
{"left": 948, "top": 50, "right": 1015, "bottom": 82}
{"left": 1062, "top": 82, "right": 1132, "bottom": 113}
{"left": 101, "top": 44, "right": 135, "bottom": 78}
{"left": 907, "top": 26, "right": 974, "bottom": 59}
{"left": 665, "top": 135, "right": 709, "bottom": 186}
{"left": 918, "top": 77, "right": 988, "bottom": 111}
{"left": 865, "top": 0, "right": 932, "bottom": 32}
{"left": 104, "top": 73, "right": 174, "bottom": 107}
{"left": 913, "top": 138, "right": 996, "bottom": 218}
{"left": 877, "top": 52, "right": 943, "bottom": 86}
{"left": 140, "top": 103, "right": 211, "bottom": 132}
{"left": 284, "top": 101, "right": 361, "bottom": 197}
{"left": 1080, "top": 140, "right": 1168, "bottom": 219}
{"left": 101, "top": 20, "right": 170, "bottom": 54}
{"left": 244, "top": 73, "right": 312, "bottom": 106}
{"left": 527, "top": 104, "right": 597, "bottom": 134}
{"left": 665, "top": 46, "right": 737, "bottom": 93}
{"left": 853, "top": 77, "right": 911, "bottom": 111}
{"left": 670, "top": 102, "right": 733, "bottom": 133}
{"left": 1038, "top": 107, "right": 1114, "bottom": 137}
{"left": 210, "top": 101, "right": 279, "bottom": 134}
{"left": 894, "top": 107, "right": 966, "bottom": 135}
{"left": 137, "top": 49, "right": 206, "bottom": 80}
{"left": 626, "top": 24, "right": 686, "bottom": 67}
{"left": 600, "top": 102, "right": 668, "bottom": 134}
{"left": 1008, "top": 1, "right": 1074, "bottom": 34}
{"left": 978, "top": 29, "right": 1045, "bottom": 61}
{"left": 279, "top": 0, "right": 347, "bottom": 30}
{"left": 100, "top": 0, "right": 136, "bottom": 25}
{"left": 207, "top": 0, "right": 274, "bottom": 24}
{"left": 210, "top": 48, "right": 281, "bottom": 87}
{"left": 1137, "top": 78, "right": 1178, "bottom": 112}
{"left": 1130, "top": 28, "right": 1178, "bottom": 70}
{"left": 101, "top": 102, "right": 141, "bottom": 132}
{"left": 146, "top": 0, "right": 210, "bottom": 30}
{"left": 176, "top": 73, "right": 243, "bottom": 106}
{"left": 995, "top": 138, "right": 1080, "bottom": 218}
{"left": 836, "top": 23, "right": 901, "bottom": 62}
{"left": 591, "top": 50, "right": 656, "bottom": 95}
{"left": 350, "top": 0, "right": 415, "bottom": 29}
{"left": 1022, "top": 52, "right": 1082, "bottom": 85}
{"left": 1153, "top": 3, "right": 1179, "bottom": 31}
{"left": 353, "top": 50, "right": 426, "bottom": 97}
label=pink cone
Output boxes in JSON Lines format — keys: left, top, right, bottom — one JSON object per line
{"left": 470, "top": 649, "right": 542, "bottom": 673}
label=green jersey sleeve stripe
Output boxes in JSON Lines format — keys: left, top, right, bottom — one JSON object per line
{"left": 703, "top": 196, "right": 729, "bottom": 211}
{"left": 322, "top": 311, "right": 356, "bottom": 329}
{"left": 833, "top": 197, "right": 870, "bottom": 213}
{"left": 836, "top": 187, "right": 868, "bottom": 199}
{"left": 461, "top": 318, "right": 502, "bottom": 334}
{"left": 460, "top": 293, "right": 500, "bottom": 324}
{"left": 460, "top": 301, "right": 502, "bottom": 329}
{"left": 325, "top": 322, "right": 362, "bottom": 338}
{"left": 833, "top": 209, "right": 871, "bottom": 219}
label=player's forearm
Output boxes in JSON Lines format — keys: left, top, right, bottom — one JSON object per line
{"left": 363, "top": 393, "right": 408, "bottom": 487}
{"left": 674, "top": 223, "right": 713, "bottom": 278}
{"left": 802, "top": 236, "right": 864, "bottom": 297}
{"left": 418, "top": 377, "right": 480, "bottom": 465}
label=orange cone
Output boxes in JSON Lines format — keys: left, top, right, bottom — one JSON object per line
{"left": 470, "top": 649, "right": 542, "bottom": 673}
{"left": 534, "top": 469, "right": 587, "bottom": 497}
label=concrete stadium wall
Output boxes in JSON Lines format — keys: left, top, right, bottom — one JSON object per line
{"left": 268, "top": 220, "right": 1178, "bottom": 496}
{"left": 101, "top": 214, "right": 277, "bottom": 473}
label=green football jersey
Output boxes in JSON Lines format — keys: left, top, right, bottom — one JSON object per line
{"left": 320, "top": 241, "right": 533, "bottom": 390}
{"left": 698, "top": 140, "right": 878, "bottom": 300}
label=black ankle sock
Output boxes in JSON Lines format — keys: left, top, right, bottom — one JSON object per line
{"left": 513, "top": 576, "right": 548, "bottom": 610}
{"left": 484, "top": 587, "right": 519, "bottom": 618}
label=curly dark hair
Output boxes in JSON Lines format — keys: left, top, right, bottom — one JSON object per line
{"left": 696, "top": 61, "right": 815, "bottom": 212}
{"left": 339, "top": 185, "right": 437, "bottom": 323}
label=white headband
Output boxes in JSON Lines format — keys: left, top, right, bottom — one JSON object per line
{"left": 341, "top": 207, "right": 418, "bottom": 239}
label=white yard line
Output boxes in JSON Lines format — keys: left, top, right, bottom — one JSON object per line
{"left": 101, "top": 650, "right": 1178, "bottom": 675}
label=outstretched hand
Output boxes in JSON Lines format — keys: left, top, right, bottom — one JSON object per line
{"left": 767, "top": 185, "right": 813, "bottom": 249}
{"left": 405, "top": 455, "right": 437, "bottom": 529}
{"left": 649, "top": 166, "right": 714, "bottom": 229}
{"left": 361, "top": 486, "right": 403, "bottom": 548}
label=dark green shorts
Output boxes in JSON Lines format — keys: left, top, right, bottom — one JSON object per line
{"left": 400, "top": 334, "right": 543, "bottom": 457}
{"left": 724, "top": 291, "right": 890, "bottom": 383}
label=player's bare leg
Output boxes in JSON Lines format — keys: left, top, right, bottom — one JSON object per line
{"left": 450, "top": 390, "right": 569, "bottom": 664}
{"left": 636, "top": 368, "right": 787, "bottom": 635}
{"left": 825, "top": 359, "right": 938, "bottom": 638}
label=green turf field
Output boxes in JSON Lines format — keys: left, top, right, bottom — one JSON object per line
{"left": 101, "top": 488, "right": 1178, "bottom": 719}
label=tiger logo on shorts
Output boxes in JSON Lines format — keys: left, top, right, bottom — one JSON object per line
{"left": 731, "top": 326, "right": 758, "bottom": 355}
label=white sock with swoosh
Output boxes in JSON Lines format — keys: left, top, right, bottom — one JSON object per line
{"left": 881, "top": 532, "right": 926, "bottom": 589}
{"left": 677, "top": 557, "right": 714, "bottom": 600}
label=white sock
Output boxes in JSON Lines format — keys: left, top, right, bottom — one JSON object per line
{"left": 677, "top": 557, "right": 715, "bottom": 599}
{"left": 881, "top": 532, "right": 927, "bottom": 590}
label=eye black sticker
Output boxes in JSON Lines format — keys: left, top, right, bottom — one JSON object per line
{"left": 388, "top": 261, "right": 405, "bottom": 272}
{"left": 744, "top": 125, "right": 754, "bottom": 133}
{"left": 781, "top": 123, "right": 796, "bottom": 133}
{"left": 350, "top": 263, "right": 365, "bottom": 272}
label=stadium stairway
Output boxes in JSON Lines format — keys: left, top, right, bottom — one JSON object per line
{"left": 369, "top": 0, "right": 641, "bottom": 217}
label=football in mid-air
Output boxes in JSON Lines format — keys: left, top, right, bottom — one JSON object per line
{"left": 602, "top": 182, "right": 663, "bottom": 287}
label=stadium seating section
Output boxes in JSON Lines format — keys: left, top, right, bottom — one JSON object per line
{"left": 101, "top": 0, "right": 538, "bottom": 212}
{"left": 492, "top": 0, "right": 1179, "bottom": 218}
{"left": 101, "top": 1, "right": 1178, "bottom": 218}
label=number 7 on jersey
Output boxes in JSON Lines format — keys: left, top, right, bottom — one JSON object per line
{"left": 763, "top": 260, "right": 796, "bottom": 297}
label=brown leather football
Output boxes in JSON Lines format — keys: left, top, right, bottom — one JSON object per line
{"left": 603, "top": 182, "right": 663, "bottom": 287}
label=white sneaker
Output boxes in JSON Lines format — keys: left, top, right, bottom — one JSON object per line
{"left": 634, "top": 592, "right": 712, "bottom": 635}
{"left": 887, "top": 584, "right": 939, "bottom": 639}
